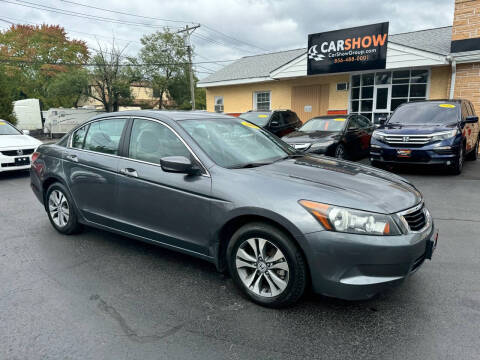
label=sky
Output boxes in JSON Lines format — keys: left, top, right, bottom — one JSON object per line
{"left": 0, "top": 0, "right": 455, "bottom": 78}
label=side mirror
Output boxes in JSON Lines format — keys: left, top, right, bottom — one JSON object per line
{"left": 160, "top": 156, "right": 200, "bottom": 175}
{"left": 270, "top": 120, "right": 280, "bottom": 127}
{"left": 378, "top": 118, "right": 387, "bottom": 126}
{"left": 465, "top": 115, "right": 479, "bottom": 124}
{"left": 22, "top": 130, "right": 30, "bottom": 135}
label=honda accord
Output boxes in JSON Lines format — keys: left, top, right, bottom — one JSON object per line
{"left": 31, "top": 111, "right": 437, "bottom": 307}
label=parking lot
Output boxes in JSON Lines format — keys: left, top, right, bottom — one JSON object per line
{"left": 1, "top": 159, "right": 480, "bottom": 360}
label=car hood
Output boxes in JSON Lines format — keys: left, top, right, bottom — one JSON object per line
{"left": 282, "top": 131, "right": 340, "bottom": 143}
{"left": 380, "top": 123, "right": 456, "bottom": 135}
{"left": 251, "top": 155, "right": 421, "bottom": 214}
{"left": 0, "top": 135, "right": 42, "bottom": 149}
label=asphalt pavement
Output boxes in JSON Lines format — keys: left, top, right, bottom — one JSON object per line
{"left": 1, "top": 160, "right": 480, "bottom": 360}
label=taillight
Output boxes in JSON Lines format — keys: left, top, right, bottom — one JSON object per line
{"left": 31, "top": 152, "right": 40, "bottom": 163}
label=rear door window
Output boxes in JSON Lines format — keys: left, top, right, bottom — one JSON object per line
{"left": 83, "top": 118, "right": 127, "bottom": 155}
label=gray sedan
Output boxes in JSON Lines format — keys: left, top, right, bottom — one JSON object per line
{"left": 30, "top": 111, "right": 438, "bottom": 307}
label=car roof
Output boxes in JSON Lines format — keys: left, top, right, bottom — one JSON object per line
{"left": 90, "top": 110, "right": 234, "bottom": 122}
{"left": 308, "top": 115, "right": 350, "bottom": 120}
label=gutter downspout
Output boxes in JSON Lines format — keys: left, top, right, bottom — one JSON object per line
{"left": 447, "top": 55, "right": 456, "bottom": 100}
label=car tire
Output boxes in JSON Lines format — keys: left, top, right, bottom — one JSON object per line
{"left": 370, "top": 160, "right": 383, "bottom": 168}
{"left": 466, "top": 138, "right": 479, "bottom": 161}
{"left": 449, "top": 145, "right": 464, "bottom": 175}
{"left": 45, "top": 182, "right": 83, "bottom": 235}
{"left": 227, "top": 222, "right": 307, "bottom": 308}
{"left": 334, "top": 144, "right": 348, "bottom": 160}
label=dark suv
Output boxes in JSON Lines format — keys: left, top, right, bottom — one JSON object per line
{"left": 370, "top": 100, "right": 479, "bottom": 174}
{"left": 238, "top": 110, "right": 302, "bottom": 137}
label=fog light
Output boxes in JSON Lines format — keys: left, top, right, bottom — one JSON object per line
{"left": 446, "top": 161, "right": 451, "bottom": 165}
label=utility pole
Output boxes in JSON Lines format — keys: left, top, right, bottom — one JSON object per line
{"left": 177, "top": 24, "right": 200, "bottom": 110}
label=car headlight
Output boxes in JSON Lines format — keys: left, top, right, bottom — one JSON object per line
{"left": 299, "top": 200, "right": 402, "bottom": 235}
{"left": 310, "top": 141, "right": 333, "bottom": 150}
{"left": 430, "top": 129, "right": 457, "bottom": 143}
{"left": 372, "top": 131, "right": 386, "bottom": 142}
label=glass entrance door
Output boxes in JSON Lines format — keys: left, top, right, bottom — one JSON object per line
{"left": 373, "top": 85, "right": 391, "bottom": 124}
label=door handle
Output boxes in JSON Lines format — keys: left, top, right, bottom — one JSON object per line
{"left": 120, "top": 168, "right": 138, "bottom": 177}
{"left": 66, "top": 154, "right": 78, "bottom": 163}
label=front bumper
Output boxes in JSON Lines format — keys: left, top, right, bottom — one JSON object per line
{"left": 370, "top": 139, "right": 459, "bottom": 165}
{"left": 303, "top": 221, "right": 437, "bottom": 300}
{"left": 0, "top": 152, "right": 33, "bottom": 173}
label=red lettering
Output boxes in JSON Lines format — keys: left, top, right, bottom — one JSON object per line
{"left": 372, "top": 33, "right": 387, "bottom": 47}
{"left": 361, "top": 36, "right": 372, "bottom": 48}
{"left": 344, "top": 38, "right": 351, "bottom": 51}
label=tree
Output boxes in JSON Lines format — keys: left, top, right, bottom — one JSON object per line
{"left": 0, "top": 24, "right": 89, "bottom": 109}
{"left": 88, "top": 42, "right": 135, "bottom": 112}
{"left": 168, "top": 72, "right": 206, "bottom": 110}
{"left": 0, "top": 66, "right": 16, "bottom": 124}
{"left": 138, "top": 29, "right": 188, "bottom": 109}
{"left": 47, "top": 68, "right": 89, "bottom": 108}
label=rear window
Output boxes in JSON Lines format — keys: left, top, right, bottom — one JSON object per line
{"left": 238, "top": 112, "right": 271, "bottom": 127}
{"left": 388, "top": 102, "right": 460, "bottom": 125}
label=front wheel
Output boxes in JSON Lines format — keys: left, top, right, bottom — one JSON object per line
{"left": 46, "top": 182, "right": 83, "bottom": 235}
{"left": 449, "top": 146, "right": 464, "bottom": 175}
{"left": 334, "top": 144, "right": 347, "bottom": 159}
{"left": 227, "top": 223, "right": 307, "bottom": 308}
{"left": 466, "top": 138, "right": 479, "bottom": 161}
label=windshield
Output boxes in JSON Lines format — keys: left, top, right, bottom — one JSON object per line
{"left": 180, "top": 118, "right": 296, "bottom": 168}
{"left": 0, "top": 120, "right": 22, "bottom": 135}
{"left": 300, "top": 117, "right": 346, "bottom": 132}
{"left": 388, "top": 102, "right": 459, "bottom": 125}
{"left": 238, "top": 112, "right": 271, "bottom": 127}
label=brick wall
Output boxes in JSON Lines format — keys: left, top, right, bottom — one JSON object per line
{"left": 452, "top": 0, "right": 480, "bottom": 41}
{"left": 454, "top": 63, "right": 480, "bottom": 113}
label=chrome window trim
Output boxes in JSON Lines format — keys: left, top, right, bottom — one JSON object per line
{"left": 397, "top": 202, "right": 431, "bottom": 234}
{"left": 67, "top": 115, "right": 210, "bottom": 177}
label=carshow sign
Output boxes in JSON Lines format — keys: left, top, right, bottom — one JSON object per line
{"left": 307, "top": 22, "right": 389, "bottom": 75}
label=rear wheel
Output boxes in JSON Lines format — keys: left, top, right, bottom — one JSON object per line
{"left": 46, "top": 182, "right": 83, "bottom": 234}
{"left": 466, "top": 137, "right": 479, "bottom": 161}
{"left": 227, "top": 223, "right": 307, "bottom": 308}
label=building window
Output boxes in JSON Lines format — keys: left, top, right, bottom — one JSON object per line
{"left": 254, "top": 91, "right": 271, "bottom": 111}
{"left": 214, "top": 96, "right": 224, "bottom": 113}
{"left": 350, "top": 69, "right": 429, "bottom": 123}
{"left": 336, "top": 82, "right": 349, "bottom": 91}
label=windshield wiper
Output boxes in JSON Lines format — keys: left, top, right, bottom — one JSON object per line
{"left": 229, "top": 162, "right": 273, "bottom": 169}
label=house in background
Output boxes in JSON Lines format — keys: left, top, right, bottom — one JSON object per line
{"left": 79, "top": 82, "right": 173, "bottom": 110}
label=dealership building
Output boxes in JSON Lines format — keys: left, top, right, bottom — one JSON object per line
{"left": 199, "top": 0, "right": 480, "bottom": 123}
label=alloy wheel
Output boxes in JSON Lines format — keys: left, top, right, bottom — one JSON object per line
{"left": 48, "top": 190, "right": 70, "bottom": 228}
{"left": 335, "top": 145, "right": 345, "bottom": 159}
{"left": 235, "top": 238, "right": 290, "bottom": 297}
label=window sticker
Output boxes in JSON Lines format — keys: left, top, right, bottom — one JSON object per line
{"left": 334, "top": 118, "right": 346, "bottom": 121}
{"left": 241, "top": 121, "right": 260, "bottom": 129}
{"left": 258, "top": 114, "right": 268, "bottom": 118}
{"left": 0, "top": 122, "right": 5, "bottom": 125}
{"left": 439, "top": 104, "right": 456, "bottom": 108}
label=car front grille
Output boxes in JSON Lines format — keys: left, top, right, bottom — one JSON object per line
{"left": 385, "top": 135, "right": 432, "bottom": 146}
{"left": 402, "top": 206, "right": 427, "bottom": 232}
{"left": 0, "top": 148, "right": 35, "bottom": 156}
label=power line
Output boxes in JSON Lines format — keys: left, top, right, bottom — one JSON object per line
{"left": 59, "top": 0, "right": 194, "bottom": 25}
{"left": 0, "top": 56, "right": 239, "bottom": 66}
{"left": 57, "top": 0, "right": 269, "bottom": 53}
{"left": 0, "top": 0, "right": 183, "bottom": 30}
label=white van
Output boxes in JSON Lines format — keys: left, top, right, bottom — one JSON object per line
{"left": 12, "top": 99, "right": 43, "bottom": 133}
